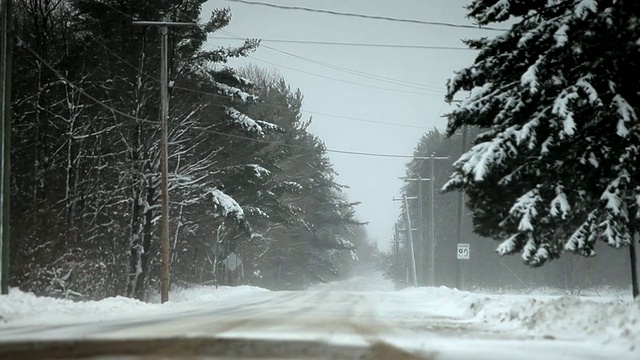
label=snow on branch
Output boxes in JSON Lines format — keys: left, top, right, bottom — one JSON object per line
{"left": 244, "top": 206, "right": 269, "bottom": 219}
{"left": 600, "top": 173, "right": 628, "bottom": 217}
{"left": 509, "top": 188, "right": 542, "bottom": 232}
{"left": 521, "top": 56, "right": 542, "bottom": 94}
{"left": 496, "top": 233, "right": 522, "bottom": 256}
{"left": 282, "top": 181, "right": 303, "bottom": 192}
{"left": 552, "top": 87, "right": 580, "bottom": 137}
{"left": 598, "top": 172, "right": 633, "bottom": 247}
{"left": 458, "top": 127, "right": 516, "bottom": 181}
{"left": 575, "top": 76, "right": 600, "bottom": 105}
{"left": 484, "top": 0, "right": 510, "bottom": 20}
{"left": 469, "top": 0, "right": 511, "bottom": 24}
{"left": 600, "top": 213, "right": 632, "bottom": 248}
{"left": 227, "top": 107, "right": 279, "bottom": 136}
{"left": 209, "top": 188, "right": 244, "bottom": 222}
{"left": 575, "top": 0, "right": 598, "bottom": 19}
{"left": 612, "top": 94, "right": 637, "bottom": 137}
{"left": 549, "top": 185, "right": 571, "bottom": 219}
{"left": 553, "top": 23, "right": 570, "bottom": 47}
{"left": 521, "top": 234, "right": 537, "bottom": 264}
{"left": 247, "top": 164, "right": 271, "bottom": 179}
{"left": 232, "top": 74, "right": 254, "bottom": 87}
{"left": 332, "top": 236, "right": 356, "bottom": 251}
{"left": 565, "top": 210, "right": 598, "bottom": 256}
{"left": 213, "top": 81, "right": 258, "bottom": 103}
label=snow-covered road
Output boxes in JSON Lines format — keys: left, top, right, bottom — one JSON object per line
{"left": 0, "top": 275, "right": 638, "bottom": 359}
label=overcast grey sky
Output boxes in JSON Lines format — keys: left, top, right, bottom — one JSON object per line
{"left": 202, "top": 0, "right": 486, "bottom": 250}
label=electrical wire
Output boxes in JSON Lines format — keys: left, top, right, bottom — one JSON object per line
{"left": 224, "top": 0, "right": 508, "bottom": 31}
{"left": 247, "top": 56, "right": 443, "bottom": 96}
{"left": 86, "top": 32, "right": 435, "bottom": 129}
{"left": 92, "top": 1, "right": 455, "bottom": 95}
{"left": 207, "top": 36, "right": 471, "bottom": 51}
{"left": 17, "top": 37, "right": 162, "bottom": 125}
{"left": 17, "top": 38, "right": 434, "bottom": 159}
{"left": 217, "top": 30, "right": 447, "bottom": 93}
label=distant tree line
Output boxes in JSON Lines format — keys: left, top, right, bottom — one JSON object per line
{"left": 388, "top": 0, "right": 640, "bottom": 297}
{"left": 387, "top": 129, "right": 632, "bottom": 292}
{"left": 9, "top": 0, "right": 365, "bottom": 300}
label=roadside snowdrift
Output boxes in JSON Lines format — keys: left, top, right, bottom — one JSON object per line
{"left": 391, "top": 287, "right": 638, "bottom": 350}
{"left": 0, "top": 285, "right": 267, "bottom": 323}
{"left": 1, "top": 284, "right": 637, "bottom": 351}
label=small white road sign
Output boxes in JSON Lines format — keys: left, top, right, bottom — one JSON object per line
{"left": 222, "top": 252, "right": 242, "bottom": 271}
{"left": 457, "top": 244, "right": 470, "bottom": 260}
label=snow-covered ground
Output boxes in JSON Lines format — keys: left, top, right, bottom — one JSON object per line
{"left": 0, "top": 274, "right": 638, "bottom": 359}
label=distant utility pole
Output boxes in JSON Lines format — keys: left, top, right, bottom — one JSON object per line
{"left": 0, "top": 0, "right": 14, "bottom": 295}
{"left": 393, "top": 224, "right": 400, "bottom": 271}
{"left": 132, "top": 13, "right": 197, "bottom": 303}
{"left": 400, "top": 176, "right": 431, "bottom": 286}
{"left": 393, "top": 196, "right": 418, "bottom": 287}
{"left": 406, "top": 154, "right": 448, "bottom": 286}
{"left": 455, "top": 126, "right": 468, "bottom": 290}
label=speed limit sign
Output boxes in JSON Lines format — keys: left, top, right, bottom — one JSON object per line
{"left": 457, "top": 244, "right": 470, "bottom": 260}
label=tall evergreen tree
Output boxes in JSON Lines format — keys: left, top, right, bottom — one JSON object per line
{"left": 444, "top": 0, "right": 639, "bottom": 296}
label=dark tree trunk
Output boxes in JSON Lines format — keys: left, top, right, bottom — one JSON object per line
{"left": 125, "top": 124, "right": 142, "bottom": 298}
{"left": 134, "top": 181, "right": 155, "bottom": 301}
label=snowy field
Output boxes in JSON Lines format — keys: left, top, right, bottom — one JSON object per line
{"left": 0, "top": 274, "right": 638, "bottom": 359}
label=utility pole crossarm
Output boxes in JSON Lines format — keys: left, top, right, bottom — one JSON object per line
{"left": 414, "top": 156, "right": 450, "bottom": 160}
{"left": 393, "top": 196, "right": 418, "bottom": 201}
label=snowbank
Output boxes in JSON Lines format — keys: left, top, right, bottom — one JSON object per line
{"left": 1, "top": 283, "right": 637, "bottom": 352}
{"left": 391, "top": 286, "right": 639, "bottom": 350}
{"left": 0, "top": 285, "right": 268, "bottom": 324}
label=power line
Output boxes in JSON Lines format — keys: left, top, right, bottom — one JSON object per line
{"left": 432, "top": 102, "right": 448, "bottom": 128}
{"left": 17, "top": 37, "right": 162, "bottom": 125}
{"left": 217, "top": 30, "right": 446, "bottom": 92}
{"left": 302, "top": 111, "right": 430, "bottom": 130}
{"left": 86, "top": 33, "right": 435, "bottom": 129}
{"left": 224, "top": 0, "right": 507, "bottom": 31}
{"left": 192, "top": 127, "right": 433, "bottom": 158}
{"left": 247, "top": 56, "right": 443, "bottom": 97}
{"left": 96, "top": 3, "right": 450, "bottom": 96}
{"left": 17, "top": 38, "right": 432, "bottom": 159}
{"left": 208, "top": 36, "right": 472, "bottom": 51}
{"left": 262, "top": 46, "right": 446, "bottom": 92}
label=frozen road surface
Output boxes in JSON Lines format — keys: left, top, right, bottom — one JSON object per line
{"left": 0, "top": 274, "right": 638, "bottom": 359}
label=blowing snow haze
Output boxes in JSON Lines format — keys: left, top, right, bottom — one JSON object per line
{"left": 1, "top": 0, "right": 640, "bottom": 359}
{"left": 201, "top": 0, "right": 479, "bottom": 249}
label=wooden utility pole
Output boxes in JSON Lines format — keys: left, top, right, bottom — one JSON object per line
{"left": 393, "top": 196, "right": 418, "bottom": 287}
{"left": 132, "top": 14, "right": 196, "bottom": 303}
{"left": 401, "top": 176, "right": 430, "bottom": 286}
{"left": 393, "top": 224, "right": 399, "bottom": 270}
{"left": 455, "top": 126, "right": 468, "bottom": 290}
{"left": 403, "top": 196, "right": 418, "bottom": 287}
{"left": 428, "top": 154, "right": 436, "bottom": 285}
{"left": 0, "top": 0, "right": 13, "bottom": 295}
{"left": 400, "top": 154, "right": 448, "bottom": 286}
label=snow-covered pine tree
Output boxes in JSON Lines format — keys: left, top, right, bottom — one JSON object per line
{"left": 224, "top": 67, "right": 363, "bottom": 289}
{"left": 444, "top": 0, "right": 639, "bottom": 296}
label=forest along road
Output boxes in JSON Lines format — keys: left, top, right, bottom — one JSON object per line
{"left": 0, "top": 276, "right": 634, "bottom": 360}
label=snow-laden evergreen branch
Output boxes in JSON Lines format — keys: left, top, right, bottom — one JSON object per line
{"left": 227, "top": 107, "right": 279, "bottom": 136}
